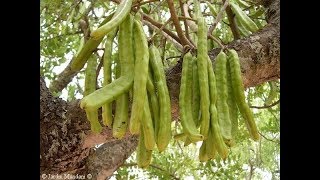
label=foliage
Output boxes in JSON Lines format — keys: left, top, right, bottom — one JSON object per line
{"left": 40, "top": 0, "right": 278, "bottom": 179}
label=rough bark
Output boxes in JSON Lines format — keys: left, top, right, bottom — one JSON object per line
{"left": 40, "top": 0, "right": 279, "bottom": 178}
{"left": 40, "top": 76, "right": 138, "bottom": 180}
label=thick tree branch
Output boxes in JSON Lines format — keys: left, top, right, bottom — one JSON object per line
{"left": 85, "top": 136, "right": 138, "bottom": 180}
{"left": 40, "top": 76, "right": 137, "bottom": 178}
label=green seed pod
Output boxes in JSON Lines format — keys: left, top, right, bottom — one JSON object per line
{"left": 80, "top": 75, "right": 133, "bottom": 111}
{"left": 70, "top": 13, "right": 115, "bottom": 71}
{"left": 146, "top": 72, "right": 160, "bottom": 141}
{"left": 210, "top": 104, "right": 229, "bottom": 160}
{"left": 265, "top": 81, "right": 277, "bottom": 105}
{"left": 227, "top": 49, "right": 259, "bottom": 141}
{"left": 214, "top": 51, "right": 232, "bottom": 140}
{"left": 113, "top": 14, "right": 134, "bottom": 139}
{"left": 197, "top": 17, "right": 210, "bottom": 139}
{"left": 141, "top": 95, "right": 156, "bottom": 150}
{"left": 84, "top": 55, "right": 102, "bottom": 133}
{"left": 149, "top": 45, "right": 172, "bottom": 152}
{"left": 199, "top": 141, "right": 209, "bottom": 162}
{"left": 137, "top": 127, "right": 153, "bottom": 168}
{"left": 102, "top": 28, "right": 118, "bottom": 127}
{"left": 226, "top": 58, "right": 239, "bottom": 139}
{"left": 90, "top": 0, "right": 133, "bottom": 40}
{"left": 230, "top": 2, "right": 259, "bottom": 33}
{"left": 192, "top": 58, "right": 201, "bottom": 127}
{"left": 129, "top": 19, "right": 150, "bottom": 135}
{"left": 206, "top": 129, "right": 217, "bottom": 160}
{"left": 179, "top": 52, "right": 204, "bottom": 142}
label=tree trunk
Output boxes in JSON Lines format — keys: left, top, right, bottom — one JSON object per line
{"left": 40, "top": 0, "right": 279, "bottom": 178}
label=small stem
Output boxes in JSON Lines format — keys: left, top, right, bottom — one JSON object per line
{"left": 208, "top": 0, "right": 229, "bottom": 36}
{"left": 143, "top": 14, "right": 182, "bottom": 44}
{"left": 208, "top": 34, "right": 225, "bottom": 49}
{"left": 258, "top": 132, "right": 280, "bottom": 144}
{"left": 149, "top": 18, "right": 172, "bottom": 42}
{"left": 143, "top": 20, "right": 184, "bottom": 51}
{"left": 250, "top": 99, "right": 280, "bottom": 109}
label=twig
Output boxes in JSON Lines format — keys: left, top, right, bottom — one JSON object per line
{"left": 166, "top": 0, "right": 193, "bottom": 49}
{"left": 208, "top": 34, "right": 225, "bottom": 49}
{"left": 248, "top": 158, "right": 255, "bottom": 180}
{"left": 161, "top": 37, "right": 167, "bottom": 61}
{"left": 258, "top": 132, "right": 280, "bottom": 144}
{"left": 42, "top": 1, "right": 78, "bottom": 29}
{"left": 178, "top": 0, "right": 191, "bottom": 44}
{"left": 223, "top": 0, "right": 241, "bottom": 39}
{"left": 143, "top": 14, "right": 182, "bottom": 44}
{"left": 182, "top": 1, "right": 198, "bottom": 32}
{"left": 149, "top": 0, "right": 166, "bottom": 14}
{"left": 149, "top": 18, "right": 172, "bottom": 42}
{"left": 250, "top": 99, "right": 280, "bottom": 109}
{"left": 143, "top": 20, "right": 183, "bottom": 51}
{"left": 95, "top": 52, "right": 103, "bottom": 88}
{"left": 208, "top": 0, "right": 229, "bottom": 36}
{"left": 110, "top": 0, "right": 183, "bottom": 47}
{"left": 133, "top": 0, "right": 160, "bottom": 7}
{"left": 80, "top": 0, "right": 97, "bottom": 20}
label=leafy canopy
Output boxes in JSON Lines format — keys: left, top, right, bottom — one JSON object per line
{"left": 40, "top": 0, "right": 278, "bottom": 179}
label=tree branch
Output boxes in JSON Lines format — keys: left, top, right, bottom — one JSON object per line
{"left": 182, "top": 1, "right": 198, "bottom": 32}
{"left": 250, "top": 99, "right": 279, "bottom": 109}
{"left": 178, "top": 0, "right": 192, "bottom": 45}
{"left": 143, "top": 20, "right": 184, "bottom": 51}
{"left": 223, "top": 0, "right": 241, "bottom": 40}
{"left": 166, "top": 0, "right": 193, "bottom": 48}
{"left": 208, "top": 0, "right": 229, "bottom": 36}
{"left": 258, "top": 132, "right": 280, "bottom": 144}
{"left": 85, "top": 136, "right": 138, "bottom": 180}
{"left": 40, "top": 76, "right": 137, "bottom": 177}
{"left": 143, "top": 14, "right": 183, "bottom": 45}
